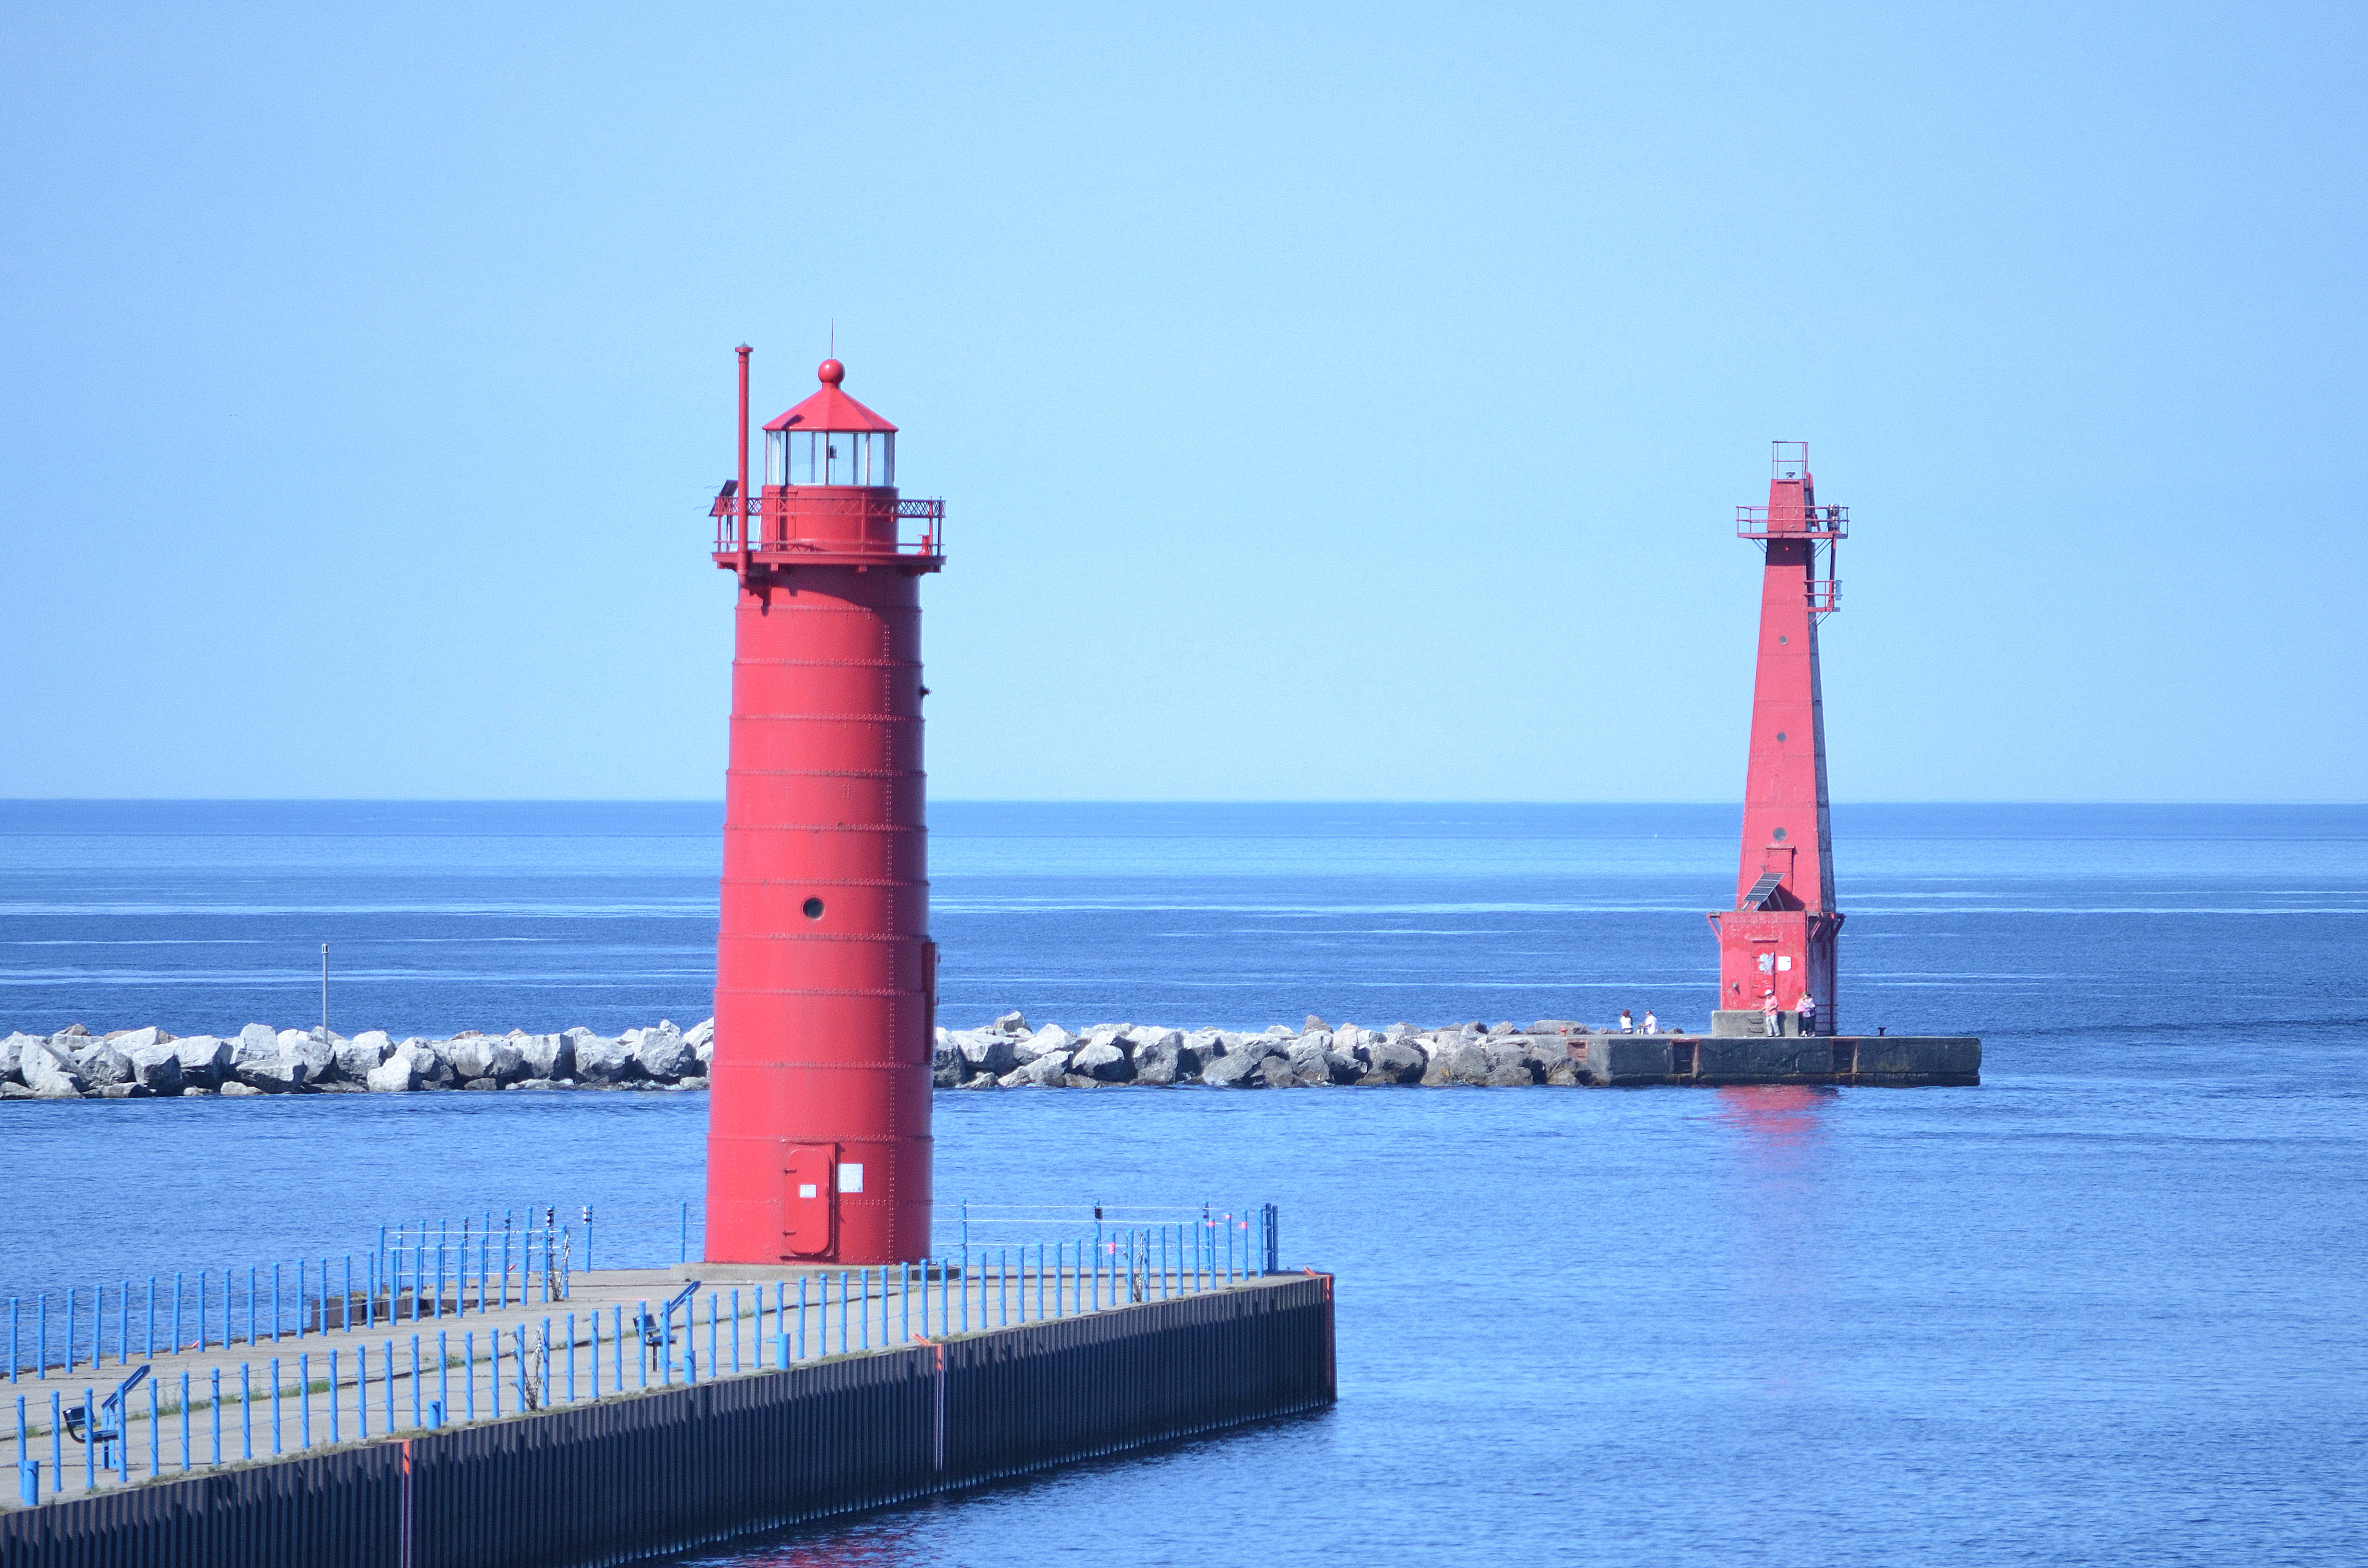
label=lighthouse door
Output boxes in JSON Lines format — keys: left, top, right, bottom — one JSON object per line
{"left": 782, "top": 1143, "right": 838, "bottom": 1259}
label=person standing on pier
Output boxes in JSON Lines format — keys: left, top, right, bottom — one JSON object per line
{"left": 1643, "top": 1011, "right": 1659, "bottom": 1035}
{"left": 1619, "top": 1008, "right": 1634, "bottom": 1034}
{"left": 1797, "top": 992, "right": 1816, "bottom": 1037}
{"left": 1762, "top": 988, "right": 1781, "bottom": 1036}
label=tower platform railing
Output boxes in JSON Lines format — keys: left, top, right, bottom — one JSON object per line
{"left": 713, "top": 496, "right": 944, "bottom": 559}
{"left": 1736, "top": 503, "right": 1848, "bottom": 540}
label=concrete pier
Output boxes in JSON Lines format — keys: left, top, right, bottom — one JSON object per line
{"left": 0, "top": 1269, "right": 1334, "bottom": 1566}
{"left": 1583, "top": 1030, "right": 1980, "bottom": 1087}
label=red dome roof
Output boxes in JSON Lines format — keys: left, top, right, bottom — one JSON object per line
{"left": 762, "top": 359, "right": 898, "bottom": 434}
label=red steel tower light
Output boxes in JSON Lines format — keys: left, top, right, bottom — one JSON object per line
{"left": 704, "top": 348, "right": 946, "bottom": 1266}
{"left": 1708, "top": 441, "right": 1846, "bottom": 1035}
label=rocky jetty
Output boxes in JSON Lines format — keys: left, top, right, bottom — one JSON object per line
{"left": 932, "top": 1012, "right": 1635, "bottom": 1089}
{"left": 0, "top": 1013, "right": 1688, "bottom": 1099}
{"left": 0, "top": 1020, "right": 714, "bottom": 1098}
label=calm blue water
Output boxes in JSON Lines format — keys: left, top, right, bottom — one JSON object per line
{"left": 3, "top": 801, "right": 2366, "bottom": 1565}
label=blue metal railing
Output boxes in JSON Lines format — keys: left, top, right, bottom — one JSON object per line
{"left": 6, "top": 1209, "right": 574, "bottom": 1381}
{"left": 4, "top": 1198, "right": 1283, "bottom": 1508}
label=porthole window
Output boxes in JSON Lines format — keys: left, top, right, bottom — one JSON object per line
{"left": 1776, "top": 732, "right": 1787, "bottom": 742}
{"left": 802, "top": 897, "right": 825, "bottom": 919}
{"left": 1772, "top": 827, "right": 1788, "bottom": 842}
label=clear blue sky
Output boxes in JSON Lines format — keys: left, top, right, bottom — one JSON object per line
{"left": 3, "top": 3, "right": 2360, "bottom": 802}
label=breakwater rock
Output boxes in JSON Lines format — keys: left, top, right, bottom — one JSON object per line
{"left": 934, "top": 1013, "right": 1620, "bottom": 1089}
{"left": 0, "top": 1020, "right": 715, "bottom": 1098}
{"left": 1, "top": 1013, "right": 1698, "bottom": 1099}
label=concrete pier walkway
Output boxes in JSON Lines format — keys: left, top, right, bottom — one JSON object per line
{"left": 3, "top": 1252, "right": 1262, "bottom": 1507}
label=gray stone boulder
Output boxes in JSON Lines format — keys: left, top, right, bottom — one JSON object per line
{"left": 1071, "top": 1040, "right": 1134, "bottom": 1083}
{"left": 1133, "top": 1034, "right": 1184, "bottom": 1085}
{"left": 448, "top": 1035, "right": 527, "bottom": 1085}
{"left": 1425, "top": 1040, "right": 1493, "bottom": 1086}
{"left": 1305, "top": 1015, "right": 1330, "bottom": 1032}
{"left": 1012, "top": 1049, "right": 1073, "bottom": 1087}
{"left": 684, "top": 1018, "right": 715, "bottom": 1066}
{"left": 1355, "top": 1038, "right": 1427, "bottom": 1085}
{"left": 107, "top": 1026, "right": 168, "bottom": 1054}
{"left": 992, "top": 1011, "right": 1028, "bottom": 1034}
{"left": 1176, "top": 1029, "right": 1225, "bottom": 1082}
{"left": 73, "top": 1038, "right": 136, "bottom": 1089}
{"left": 127, "top": 1039, "right": 185, "bottom": 1095}
{"left": 1286, "top": 1038, "right": 1357, "bottom": 1085}
{"left": 330, "top": 1040, "right": 388, "bottom": 1084}
{"left": 231, "top": 1024, "right": 280, "bottom": 1066}
{"left": 932, "top": 1041, "right": 964, "bottom": 1088}
{"left": 398, "top": 1040, "right": 456, "bottom": 1089}
{"left": 518, "top": 1033, "right": 575, "bottom": 1082}
{"left": 0, "top": 1031, "right": 35, "bottom": 1084}
{"left": 1257, "top": 1055, "right": 1312, "bottom": 1088}
{"left": 238, "top": 1059, "right": 308, "bottom": 1093}
{"left": 172, "top": 1035, "right": 233, "bottom": 1087}
{"left": 1483, "top": 1039, "right": 1544, "bottom": 1086}
{"left": 955, "top": 1029, "right": 1018, "bottom": 1078}
{"left": 21, "top": 1040, "right": 87, "bottom": 1097}
{"left": 1125, "top": 1025, "right": 1182, "bottom": 1056}
{"left": 219, "top": 1081, "right": 264, "bottom": 1097}
{"left": 573, "top": 1035, "right": 641, "bottom": 1085}
{"left": 1203, "top": 1050, "right": 1270, "bottom": 1089}
{"left": 634, "top": 1023, "right": 694, "bottom": 1081}
{"left": 1487, "top": 1021, "right": 1518, "bottom": 1037}
{"left": 366, "top": 1054, "right": 418, "bottom": 1092}
{"left": 1014, "top": 1025, "right": 1073, "bottom": 1065}
{"left": 275, "top": 1029, "right": 337, "bottom": 1079}
{"left": 956, "top": 1069, "right": 999, "bottom": 1090}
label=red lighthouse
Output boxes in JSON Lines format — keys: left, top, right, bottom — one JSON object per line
{"left": 704, "top": 348, "right": 944, "bottom": 1266}
{"left": 1708, "top": 442, "right": 1845, "bottom": 1036}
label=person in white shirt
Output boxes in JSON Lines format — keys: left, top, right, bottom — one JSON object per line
{"left": 1642, "top": 1011, "right": 1658, "bottom": 1034}
{"left": 1618, "top": 1009, "right": 1633, "bottom": 1034}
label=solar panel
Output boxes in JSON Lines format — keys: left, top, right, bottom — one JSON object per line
{"left": 1744, "top": 872, "right": 1785, "bottom": 909}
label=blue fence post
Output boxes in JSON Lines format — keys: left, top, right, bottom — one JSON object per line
{"left": 679, "top": 1201, "right": 689, "bottom": 1264}
{"left": 63, "top": 1291, "right": 73, "bottom": 1374}
{"left": 81, "top": 1386, "right": 94, "bottom": 1492}
{"left": 144, "top": 1277, "right": 154, "bottom": 1360}
{"left": 438, "top": 1332, "right": 450, "bottom": 1424}
{"left": 729, "top": 1290, "right": 741, "bottom": 1374}
{"left": 612, "top": 1306, "right": 624, "bottom": 1394}
{"left": 48, "top": 1390, "right": 60, "bottom": 1491}
{"left": 32, "top": 1297, "right": 40, "bottom": 1381}
{"left": 300, "top": 1353, "right": 313, "bottom": 1447}
{"left": 178, "top": 1371, "right": 190, "bottom": 1470}
{"left": 410, "top": 1336, "right": 422, "bottom": 1430}
{"left": 148, "top": 1376, "right": 160, "bottom": 1475}
{"left": 465, "top": 1332, "right": 478, "bottom": 1421}
{"left": 636, "top": 1305, "right": 649, "bottom": 1390}
{"left": 797, "top": 1278, "right": 808, "bottom": 1362}
{"left": 268, "top": 1360, "right": 282, "bottom": 1455}
{"left": 211, "top": 1369, "right": 223, "bottom": 1464}
{"left": 383, "top": 1342, "right": 394, "bottom": 1432}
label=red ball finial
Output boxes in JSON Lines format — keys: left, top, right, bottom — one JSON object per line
{"left": 817, "top": 358, "right": 845, "bottom": 386}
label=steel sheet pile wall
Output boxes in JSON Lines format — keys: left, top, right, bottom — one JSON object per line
{"left": 0, "top": 1276, "right": 1333, "bottom": 1568}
